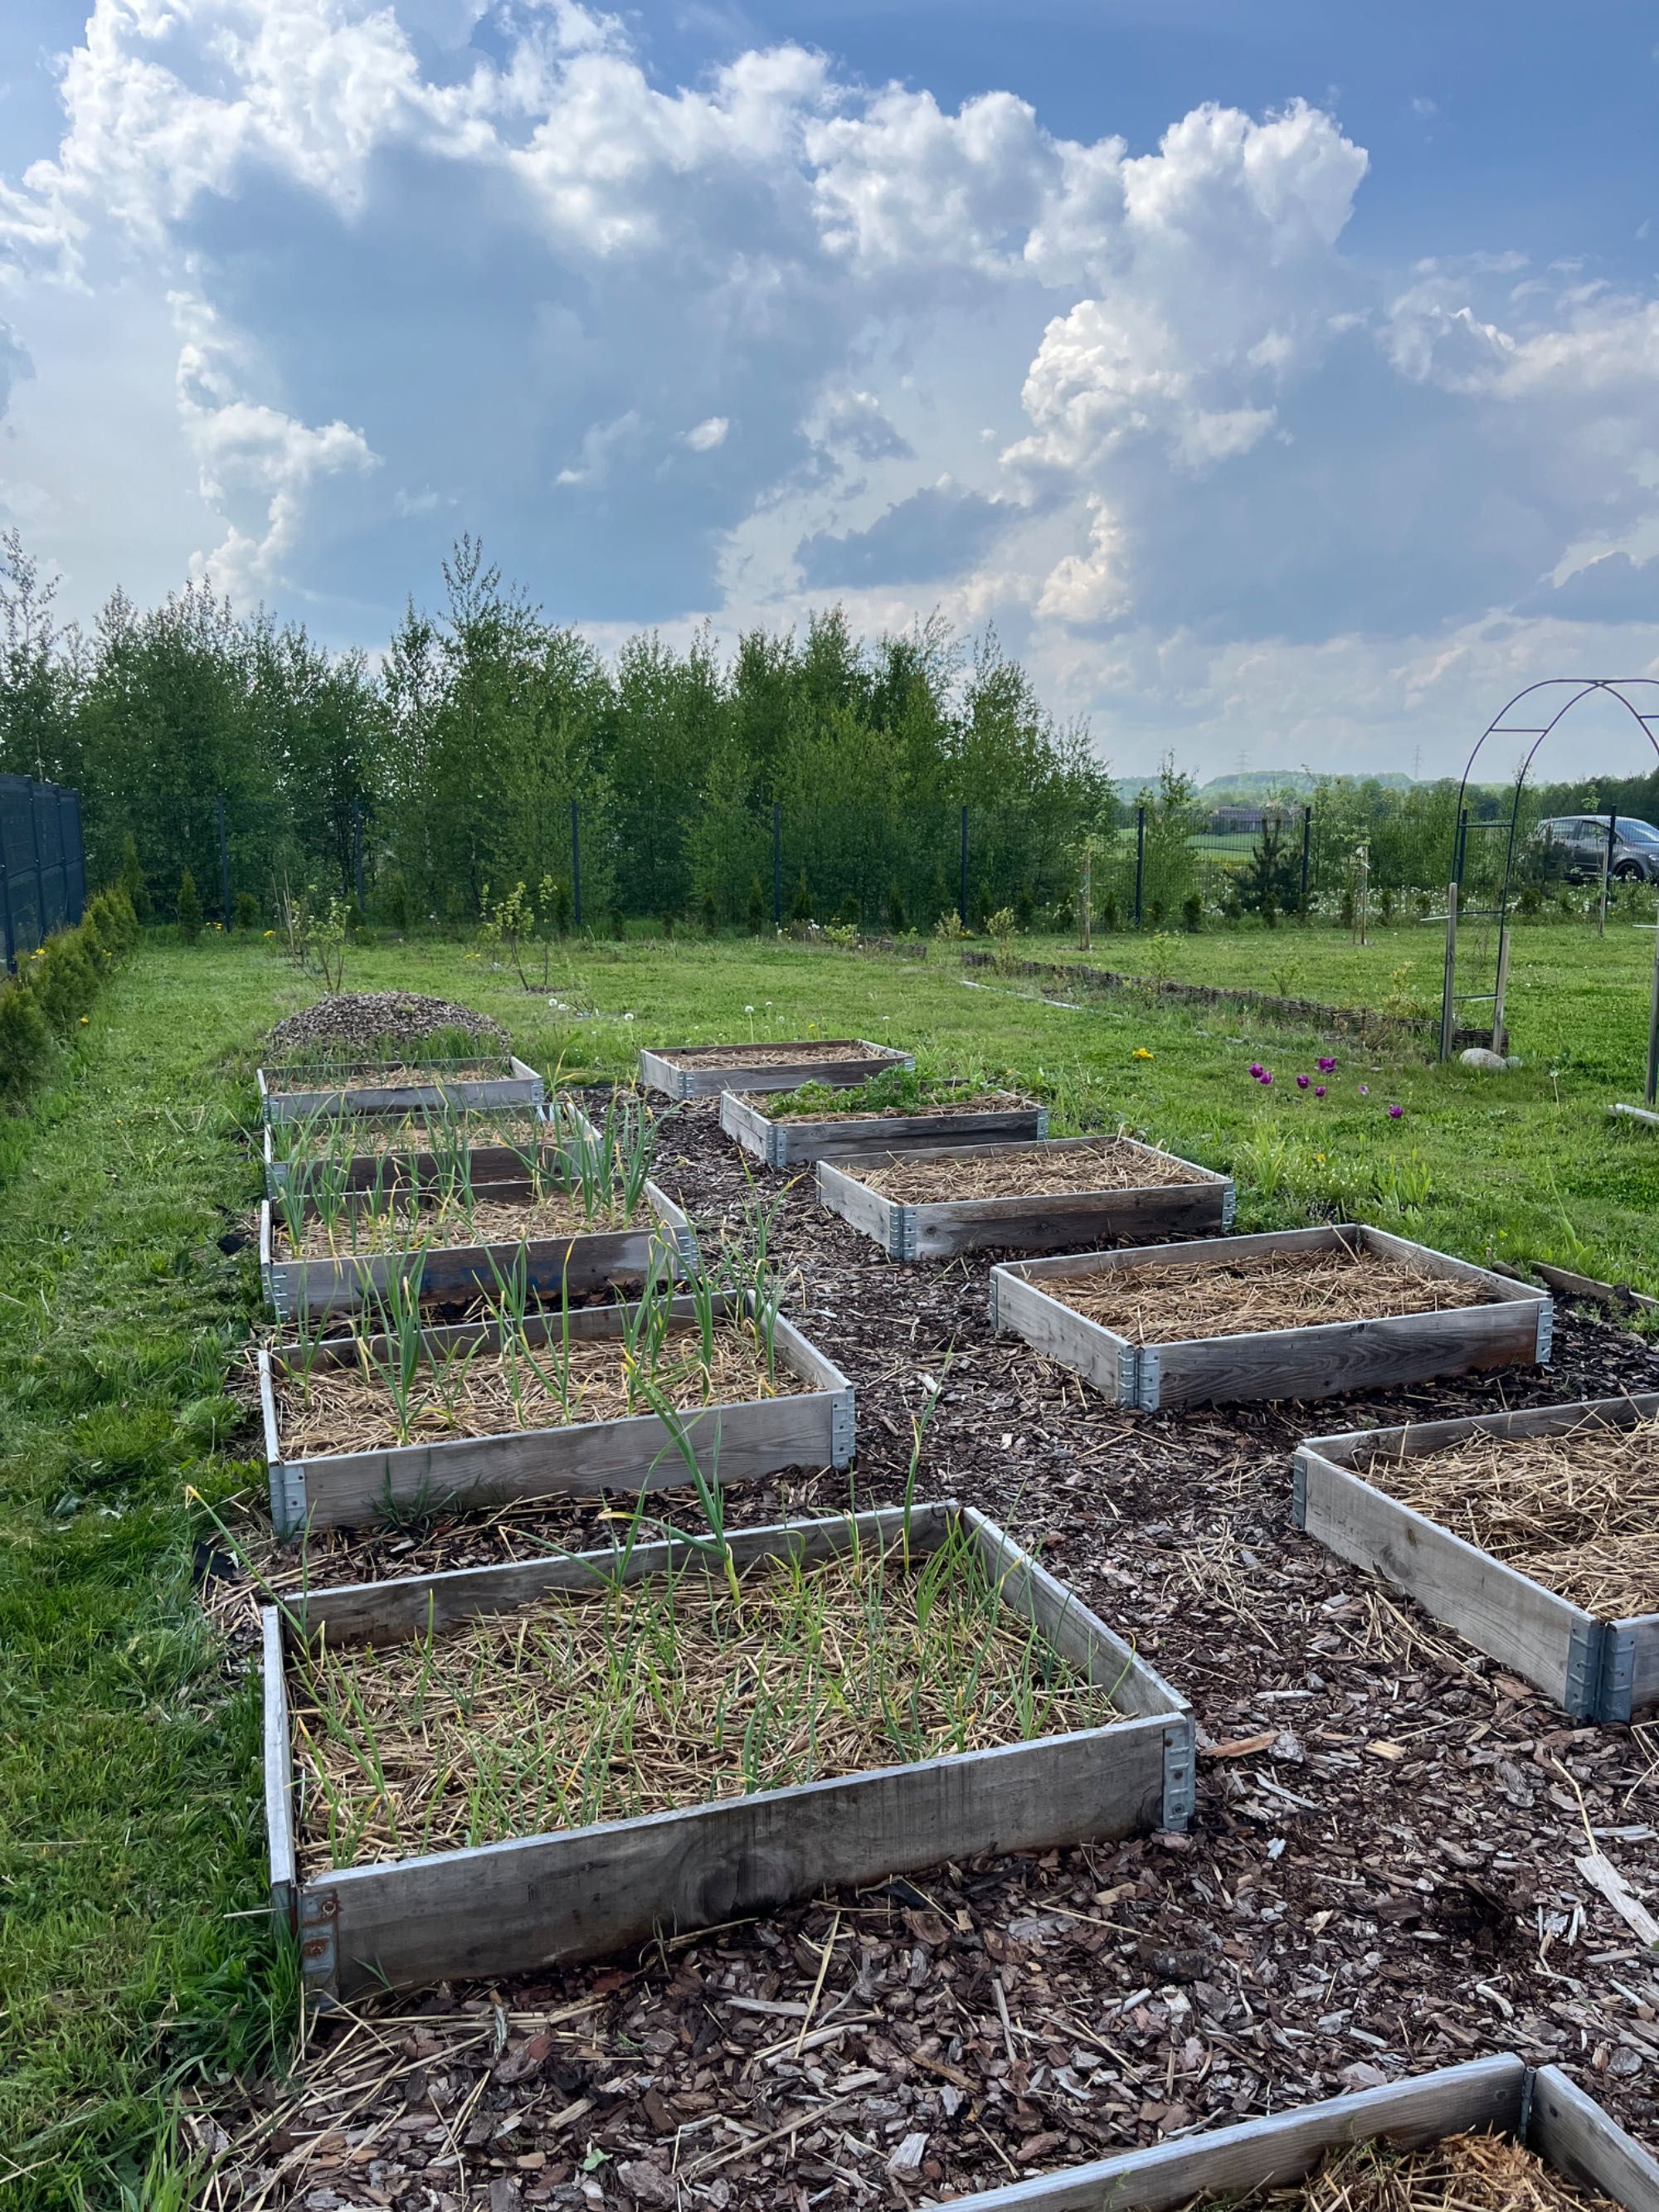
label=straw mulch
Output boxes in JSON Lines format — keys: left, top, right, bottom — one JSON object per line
{"left": 1045, "top": 1241, "right": 1496, "bottom": 1345}
{"left": 759, "top": 1087, "right": 1028, "bottom": 1125}
{"left": 289, "top": 1537, "right": 1123, "bottom": 1871}
{"left": 267, "top": 1057, "right": 513, "bottom": 1093}
{"left": 1186, "top": 2129, "right": 1619, "bottom": 2210}
{"left": 853, "top": 1137, "right": 1205, "bottom": 1203}
{"left": 1360, "top": 1413, "right": 1659, "bottom": 1616}
{"left": 668, "top": 1043, "right": 882, "bottom": 1069}
{"left": 275, "top": 1324, "right": 804, "bottom": 1456}
{"left": 275, "top": 1185, "right": 630, "bottom": 1260}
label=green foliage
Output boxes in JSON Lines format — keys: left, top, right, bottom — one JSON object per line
{"left": 747, "top": 873, "right": 766, "bottom": 935}
{"left": 834, "top": 890, "right": 861, "bottom": 927}
{"left": 175, "top": 868, "right": 202, "bottom": 944}
{"left": 1239, "top": 817, "right": 1300, "bottom": 927}
{"left": 791, "top": 870, "right": 812, "bottom": 924}
{"left": 0, "top": 973, "right": 52, "bottom": 1100}
{"left": 119, "top": 831, "right": 149, "bottom": 921}
{"left": 27, "top": 932, "right": 100, "bottom": 1032}
{"left": 1182, "top": 891, "right": 1204, "bottom": 933}
{"left": 886, "top": 878, "right": 907, "bottom": 934}
{"left": 382, "top": 871, "right": 412, "bottom": 931}
{"left": 699, "top": 887, "right": 718, "bottom": 936}
{"left": 231, "top": 887, "right": 260, "bottom": 931}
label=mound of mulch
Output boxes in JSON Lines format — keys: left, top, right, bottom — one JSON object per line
{"left": 265, "top": 991, "right": 507, "bottom": 1058}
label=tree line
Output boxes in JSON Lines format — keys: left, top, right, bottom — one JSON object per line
{"left": 0, "top": 534, "right": 1111, "bottom": 931}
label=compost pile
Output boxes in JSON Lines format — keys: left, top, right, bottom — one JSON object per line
{"left": 1361, "top": 1415, "right": 1659, "bottom": 1616}
{"left": 1046, "top": 1240, "right": 1496, "bottom": 1344}
{"left": 854, "top": 1136, "right": 1205, "bottom": 1203}
{"left": 264, "top": 991, "right": 506, "bottom": 1057}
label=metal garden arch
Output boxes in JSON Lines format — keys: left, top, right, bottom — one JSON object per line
{"left": 1438, "top": 678, "right": 1659, "bottom": 1102}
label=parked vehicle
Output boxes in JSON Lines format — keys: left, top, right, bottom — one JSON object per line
{"left": 1535, "top": 814, "right": 1659, "bottom": 883}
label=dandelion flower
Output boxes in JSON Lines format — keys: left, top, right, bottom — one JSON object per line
{"left": 80, "top": 1015, "right": 89, "bottom": 1025}
{"left": 1132, "top": 1047, "right": 1154, "bottom": 1062}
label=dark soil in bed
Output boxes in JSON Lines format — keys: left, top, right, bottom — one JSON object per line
{"left": 205, "top": 1099, "right": 1659, "bottom": 2208}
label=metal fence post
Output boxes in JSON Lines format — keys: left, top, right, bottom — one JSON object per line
{"left": 0, "top": 830, "right": 14, "bottom": 972}
{"left": 571, "top": 800, "right": 582, "bottom": 929}
{"left": 1133, "top": 805, "right": 1146, "bottom": 929}
{"left": 958, "top": 805, "right": 968, "bottom": 926}
{"left": 218, "top": 794, "right": 231, "bottom": 924}
{"left": 772, "top": 801, "right": 782, "bottom": 927}
{"left": 1300, "top": 805, "right": 1312, "bottom": 914}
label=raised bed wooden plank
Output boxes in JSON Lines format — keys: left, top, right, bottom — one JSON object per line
{"left": 259, "top": 1178, "right": 692, "bottom": 1324}
{"left": 264, "top": 1112, "right": 561, "bottom": 1198}
{"left": 260, "top": 1294, "right": 854, "bottom": 1537}
{"left": 259, "top": 1055, "right": 543, "bottom": 1123}
{"left": 265, "top": 1501, "right": 1194, "bottom": 1999}
{"left": 816, "top": 1135, "right": 1233, "bottom": 1263}
{"left": 991, "top": 1224, "right": 1550, "bottom": 1411}
{"left": 261, "top": 1607, "right": 297, "bottom": 1919}
{"left": 930, "top": 2054, "right": 1659, "bottom": 2212}
{"left": 720, "top": 1086, "right": 1047, "bottom": 1169}
{"left": 1296, "top": 1393, "right": 1659, "bottom": 1721}
{"left": 638, "top": 1039, "right": 912, "bottom": 1101}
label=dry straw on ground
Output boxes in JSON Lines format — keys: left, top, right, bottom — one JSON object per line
{"left": 289, "top": 1532, "right": 1123, "bottom": 1871}
{"left": 756, "top": 1085, "right": 1029, "bottom": 1123}
{"left": 1186, "top": 2128, "right": 1619, "bottom": 2210}
{"left": 1360, "top": 1412, "right": 1659, "bottom": 1616}
{"left": 665, "top": 1042, "right": 881, "bottom": 1069}
{"left": 265, "top": 991, "right": 507, "bottom": 1056}
{"left": 270, "top": 1109, "right": 548, "bottom": 1163}
{"left": 852, "top": 1136, "right": 1206, "bottom": 1203}
{"left": 275, "top": 1184, "right": 626, "bottom": 1260}
{"left": 266, "top": 1058, "right": 513, "bottom": 1093}
{"left": 1046, "top": 1240, "right": 1494, "bottom": 1346}
{"left": 275, "top": 1322, "right": 802, "bottom": 1457}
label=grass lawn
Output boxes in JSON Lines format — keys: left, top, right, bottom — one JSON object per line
{"left": 1, "top": 918, "right": 1656, "bottom": 2203}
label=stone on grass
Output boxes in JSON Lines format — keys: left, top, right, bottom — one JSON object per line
{"left": 1459, "top": 1047, "right": 1509, "bottom": 1072}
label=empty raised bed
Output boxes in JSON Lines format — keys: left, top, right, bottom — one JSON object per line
{"left": 259, "top": 1174, "right": 692, "bottom": 1323}
{"left": 262, "top": 1501, "right": 1193, "bottom": 1999}
{"left": 937, "top": 2054, "right": 1659, "bottom": 2212}
{"left": 638, "top": 1038, "right": 912, "bottom": 1101}
{"left": 991, "top": 1224, "right": 1550, "bottom": 1410}
{"left": 258, "top": 1055, "right": 542, "bottom": 1123}
{"left": 1295, "top": 1394, "right": 1659, "bottom": 1722}
{"left": 258, "top": 1288, "right": 854, "bottom": 1537}
{"left": 817, "top": 1134, "right": 1233, "bottom": 1262}
{"left": 722, "top": 1072, "right": 1047, "bottom": 1168}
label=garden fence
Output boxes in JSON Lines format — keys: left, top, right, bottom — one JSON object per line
{"left": 0, "top": 774, "right": 86, "bottom": 970}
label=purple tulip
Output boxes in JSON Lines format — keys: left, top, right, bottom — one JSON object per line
{"left": 1260, "top": 1071, "right": 1273, "bottom": 1087}
{"left": 1248, "top": 1062, "right": 1263, "bottom": 1078}
{"left": 1313, "top": 1085, "right": 1326, "bottom": 1099}
{"left": 1317, "top": 1056, "right": 1336, "bottom": 1073}
{"left": 1296, "top": 1074, "right": 1311, "bottom": 1090}
{"left": 1358, "top": 1084, "right": 1370, "bottom": 1096}
{"left": 1388, "top": 1103, "right": 1404, "bottom": 1120}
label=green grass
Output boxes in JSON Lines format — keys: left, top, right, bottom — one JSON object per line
{"left": 2, "top": 917, "right": 1657, "bottom": 2202}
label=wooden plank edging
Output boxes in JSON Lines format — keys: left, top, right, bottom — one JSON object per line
{"left": 639, "top": 1040, "right": 912, "bottom": 1101}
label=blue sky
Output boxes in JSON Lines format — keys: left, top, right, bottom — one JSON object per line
{"left": 2, "top": 1, "right": 1657, "bottom": 780}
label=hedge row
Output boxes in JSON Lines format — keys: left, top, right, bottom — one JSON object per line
{"left": 0, "top": 887, "right": 140, "bottom": 1107}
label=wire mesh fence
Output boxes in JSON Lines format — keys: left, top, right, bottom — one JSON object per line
{"left": 1, "top": 775, "right": 85, "bottom": 969}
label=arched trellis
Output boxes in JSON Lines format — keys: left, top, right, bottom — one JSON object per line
{"left": 1439, "top": 679, "right": 1659, "bottom": 1101}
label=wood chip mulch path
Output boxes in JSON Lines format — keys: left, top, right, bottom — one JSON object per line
{"left": 199, "top": 1100, "right": 1659, "bottom": 2210}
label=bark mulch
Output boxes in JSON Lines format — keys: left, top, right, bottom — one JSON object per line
{"left": 198, "top": 1101, "right": 1659, "bottom": 2210}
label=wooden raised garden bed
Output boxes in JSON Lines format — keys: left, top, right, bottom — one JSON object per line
{"left": 721, "top": 1081, "right": 1048, "bottom": 1168}
{"left": 263, "top": 1108, "right": 557, "bottom": 1198}
{"left": 990, "top": 1224, "right": 1550, "bottom": 1411}
{"left": 937, "top": 2054, "right": 1659, "bottom": 2212}
{"left": 257, "top": 1290, "right": 854, "bottom": 1537}
{"left": 638, "top": 1038, "right": 912, "bottom": 1101}
{"left": 259, "top": 1176, "right": 693, "bottom": 1324}
{"left": 261, "top": 1500, "right": 1194, "bottom": 2001}
{"left": 816, "top": 1135, "right": 1233, "bottom": 1262}
{"left": 1295, "top": 1394, "right": 1659, "bottom": 1722}
{"left": 258, "top": 1055, "right": 543, "bottom": 1123}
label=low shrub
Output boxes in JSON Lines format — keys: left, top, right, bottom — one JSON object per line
{"left": 2, "top": 885, "right": 139, "bottom": 1111}
{"left": 176, "top": 868, "right": 203, "bottom": 944}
